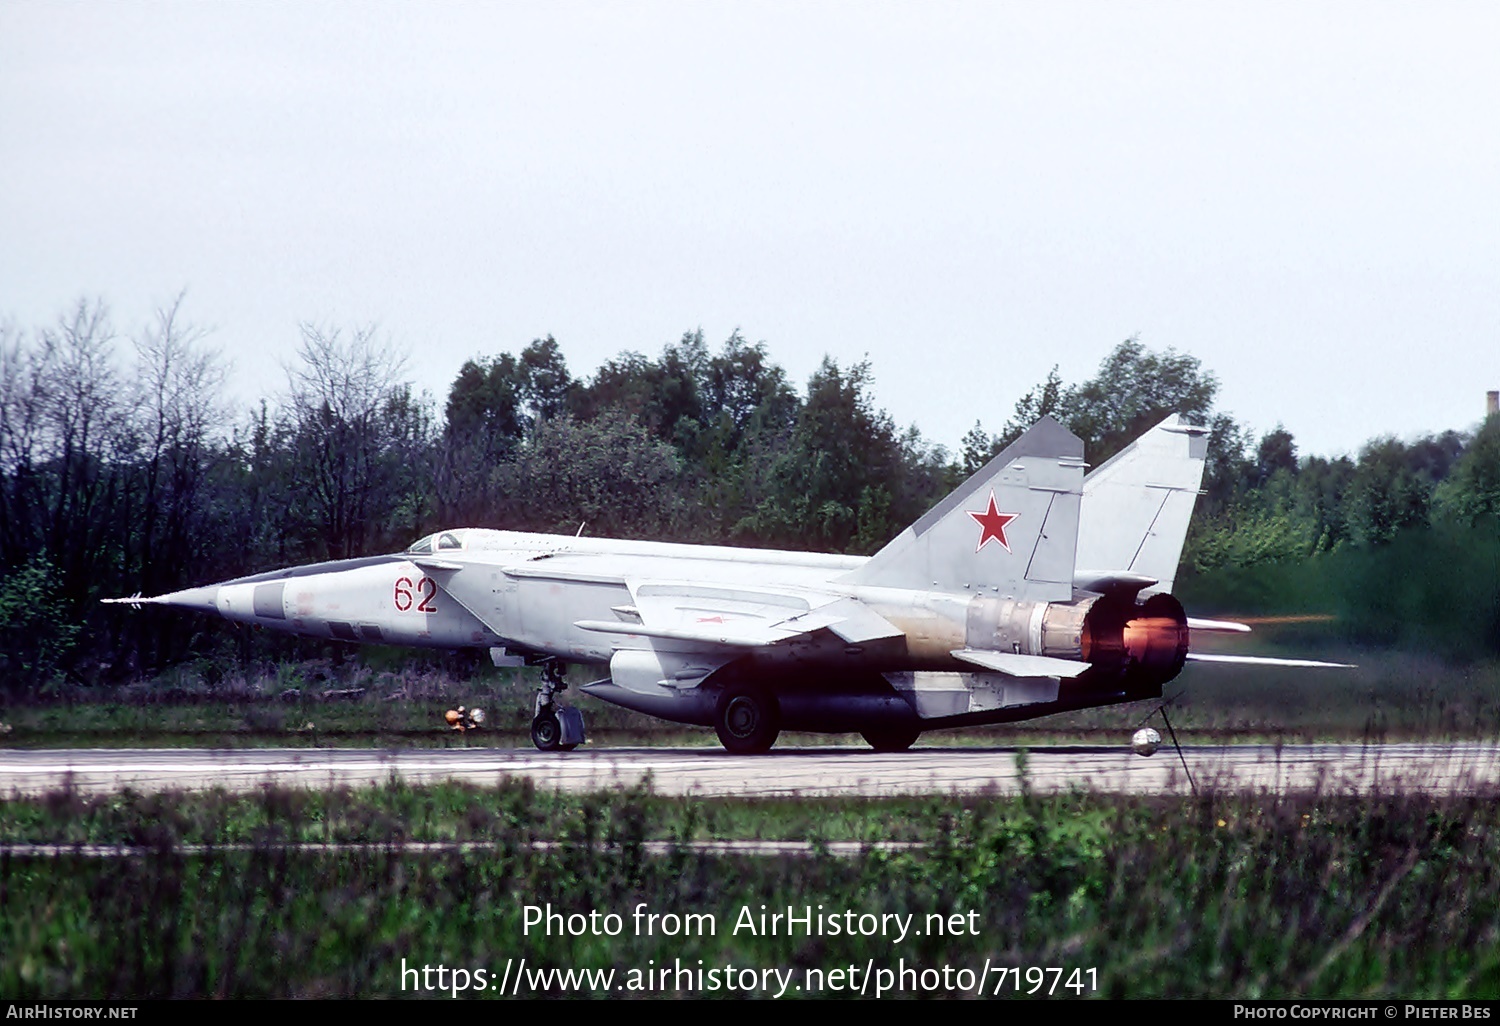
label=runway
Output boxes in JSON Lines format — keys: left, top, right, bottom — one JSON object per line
{"left": 3, "top": 742, "right": 1499, "bottom": 796}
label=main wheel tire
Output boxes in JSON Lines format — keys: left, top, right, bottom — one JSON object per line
{"left": 714, "top": 684, "right": 780, "bottom": 754}
{"left": 531, "top": 711, "right": 562, "bottom": 751}
{"left": 861, "top": 727, "right": 921, "bottom": 752}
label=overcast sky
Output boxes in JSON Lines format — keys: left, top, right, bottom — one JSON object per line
{"left": 4, "top": 2, "right": 1498, "bottom": 460}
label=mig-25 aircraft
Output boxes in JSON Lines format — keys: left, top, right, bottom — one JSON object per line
{"left": 106, "top": 415, "right": 1345, "bottom": 753}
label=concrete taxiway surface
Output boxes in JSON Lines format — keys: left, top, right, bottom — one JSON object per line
{"left": 3, "top": 743, "right": 1499, "bottom": 796}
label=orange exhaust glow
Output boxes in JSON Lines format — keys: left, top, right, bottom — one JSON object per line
{"left": 1124, "top": 616, "right": 1189, "bottom": 665}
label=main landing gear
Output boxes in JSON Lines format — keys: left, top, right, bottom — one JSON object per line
{"left": 714, "top": 683, "right": 780, "bottom": 754}
{"left": 531, "top": 659, "right": 586, "bottom": 752}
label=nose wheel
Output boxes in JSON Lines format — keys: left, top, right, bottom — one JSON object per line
{"left": 531, "top": 709, "right": 573, "bottom": 751}
{"left": 532, "top": 659, "right": 585, "bottom": 751}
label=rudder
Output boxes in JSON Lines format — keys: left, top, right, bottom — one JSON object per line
{"left": 1075, "top": 413, "right": 1208, "bottom": 595}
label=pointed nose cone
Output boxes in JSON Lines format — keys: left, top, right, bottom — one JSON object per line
{"left": 103, "top": 585, "right": 221, "bottom": 613}
{"left": 155, "top": 585, "right": 222, "bottom": 613}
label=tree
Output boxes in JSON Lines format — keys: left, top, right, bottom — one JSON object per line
{"left": 281, "top": 325, "right": 433, "bottom": 559}
{"left": 1435, "top": 414, "right": 1500, "bottom": 526}
{"left": 495, "top": 411, "right": 686, "bottom": 537}
{"left": 736, "top": 357, "right": 907, "bottom": 551}
{"left": 994, "top": 366, "right": 1066, "bottom": 454}
{"left": 992, "top": 339, "right": 1220, "bottom": 467}
{"left": 516, "top": 335, "right": 575, "bottom": 422}
{"left": 34, "top": 300, "right": 128, "bottom": 595}
{"left": 1199, "top": 413, "right": 1253, "bottom": 519}
{"left": 1346, "top": 437, "right": 1433, "bottom": 546}
{"left": 445, "top": 354, "right": 524, "bottom": 457}
{"left": 128, "top": 293, "right": 228, "bottom": 596}
{"left": 1064, "top": 337, "right": 1218, "bottom": 463}
{"left": 1254, "top": 425, "right": 1298, "bottom": 486}
{"left": 0, "top": 555, "right": 79, "bottom": 690}
{"left": 0, "top": 317, "right": 47, "bottom": 570}
{"left": 1294, "top": 453, "right": 1357, "bottom": 552}
{"left": 701, "top": 331, "right": 798, "bottom": 448}
{"left": 571, "top": 332, "right": 707, "bottom": 446}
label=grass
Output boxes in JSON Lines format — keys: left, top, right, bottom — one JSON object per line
{"left": 7, "top": 608, "right": 1495, "bottom": 996}
{"left": 4, "top": 778, "right": 1500, "bottom": 998}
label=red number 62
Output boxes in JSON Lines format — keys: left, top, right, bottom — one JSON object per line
{"left": 394, "top": 576, "right": 438, "bottom": 613}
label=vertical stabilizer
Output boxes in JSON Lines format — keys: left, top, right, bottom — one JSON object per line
{"left": 842, "top": 416, "right": 1084, "bottom": 600}
{"left": 1075, "top": 414, "right": 1208, "bottom": 595}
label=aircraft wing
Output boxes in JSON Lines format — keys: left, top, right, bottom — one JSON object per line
{"left": 575, "top": 581, "right": 902, "bottom": 649}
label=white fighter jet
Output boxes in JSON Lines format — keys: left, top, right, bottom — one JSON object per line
{"left": 106, "top": 415, "right": 1345, "bottom": 753}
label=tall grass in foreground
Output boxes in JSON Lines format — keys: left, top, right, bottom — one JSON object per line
{"left": 3, "top": 780, "right": 1499, "bottom": 998}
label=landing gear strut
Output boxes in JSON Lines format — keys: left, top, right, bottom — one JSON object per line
{"left": 532, "top": 659, "right": 586, "bottom": 752}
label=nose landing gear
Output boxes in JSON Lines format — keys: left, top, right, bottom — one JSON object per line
{"left": 532, "top": 659, "right": 586, "bottom": 752}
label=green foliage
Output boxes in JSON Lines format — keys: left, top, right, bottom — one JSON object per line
{"left": 8, "top": 293, "right": 1500, "bottom": 681}
{"left": 445, "top": 353, "right": 524, "bottom": 456}
{"left": 0, "top": 555, "right": 79, "bottom": 689}
{"left": 1434, "top": 413, "right": 1500, "bottom": 526}
{"left": 733, "top": 357, "right": 914, "bottom": 552}
{"left": 1346, "top": 438, "right": 1434, "bottom": 546}
{"left": 570, "top": 332, "right": 706, "bottom": 442}
{"left": 1254, "top": 425, "right": 1298, "bottom": 484}
{"left": 979, "top": 337, "right": 1220, "bottom": 468}
{"left": 1063, "top": 337, "right": 1219, "bottom": 464}
{"left": 496, "top": 411, "right": 687, "bottom": 537}
{"left": 517, "top": 335, "right": 576, "bottom": 421}
{"left": 1186, "top": 504, "right": 1319, "bottom": 573}
{"left": 1183, "top": 522, "right": 1500, "bottom": 660}
{"left": 698, "top": 330, "right": 798, "bottom": 453}
{"left": 993, "top": 366, "right": 1067, "bottom": 456}
{"left": 1335, "top": 524, "right": 1500, "bottom": 658}
{"left": 6, "top": 785, "right": 1500, "bottom": 998}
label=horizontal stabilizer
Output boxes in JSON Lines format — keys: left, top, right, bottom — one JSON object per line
{"left": 1186, "top": 653, "right": 1355, "bottom": 669}
{"left": 1187, "top": 617, "right": 1252, "bottom": 634}
{"left": 951, "top": 648, "right": 1092, "bottom": 678}
{"left": 1073, "top": 570, "right": 1158, "bottom": 595}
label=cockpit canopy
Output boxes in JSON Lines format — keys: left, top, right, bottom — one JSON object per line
{"left": 405, "top": 530, "right": 465, "bottom": 555}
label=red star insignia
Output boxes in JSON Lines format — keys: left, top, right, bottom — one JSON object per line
{"left": 966, "top": 490, "right": 1018, "bottom": 553}
{"left": 696, "top": 615, "right": 727, "bottom": 623}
